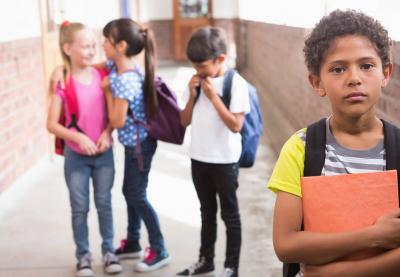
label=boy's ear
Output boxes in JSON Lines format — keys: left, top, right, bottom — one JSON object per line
{"left": 308, "top": 73, "right": 326, "bottom": 97}
{"left": 215, "top": 54, "right": 225, "bottom": 64}
{"left": 381, "top": 63, "right": 393, "bottom": 88}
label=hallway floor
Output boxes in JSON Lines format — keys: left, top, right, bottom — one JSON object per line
{"left": 0, "top": 63, "right": 281, "bottom": 277}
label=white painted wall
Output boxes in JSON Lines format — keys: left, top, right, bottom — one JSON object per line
{"left": 139, "top": 0, "right": 238, "bottom": 21}
{"left": 62, "top": 0, "right": 120, "bottom": 29}
{"left": 0, "top": 0, "right": 41, "bottom": 42}
{"left": 139, "top": 0, "right": 173, "bottom": 21}
{"left": 212, "top": 0, "right": 238, "bottom": 18}
{"left": 238, "top": 0, "right": 400, "bottom": 41}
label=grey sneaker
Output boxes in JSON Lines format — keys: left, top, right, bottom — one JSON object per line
{"left": 103, "top": 252, "right": 123, "bottom": 274}
{"left": 76, "top": 253, "right": 94, "bottom": 277}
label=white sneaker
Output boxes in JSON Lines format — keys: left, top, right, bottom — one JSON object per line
{"left": 221, "top": 268, "right": 238, "bottom": 277}
{"left": 103, "top": 252, "right": 123, "bottom": 274}
{"left": 76, "top": 253, "right": 94, "bottom": 277}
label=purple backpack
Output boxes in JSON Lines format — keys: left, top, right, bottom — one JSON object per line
{"left": 148, "top": 77, "right": 186, "bottom": 144}
{"left": 129, "top": 76, "right": 186, "bottom": 170}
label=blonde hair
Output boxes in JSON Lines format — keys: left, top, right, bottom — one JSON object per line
{"left": 59, "top": 22, "right": 86, "bottom": 74}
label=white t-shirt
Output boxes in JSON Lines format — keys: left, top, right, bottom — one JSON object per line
{"left": 182, "top": 72, "right": 250, "bottom": 164}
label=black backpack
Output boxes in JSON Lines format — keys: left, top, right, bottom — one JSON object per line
{"left": 283, "top": 118, "right": 400, "bottom": 277}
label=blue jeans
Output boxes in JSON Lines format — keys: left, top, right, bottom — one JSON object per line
{"left": 64, "top": 146, "right": 115, "bottom": 259}
{"left": 123, "top": 137, "right": 166, "bottom": 254}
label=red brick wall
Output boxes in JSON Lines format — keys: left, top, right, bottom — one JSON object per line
{"left": 0, "top": 38, "right": 48, "bottom": 192}
{"left": 213, "top": 18, "right": 238, "bottom": 46}
{"left": 237, "top": 20, "right": 400, "bottom": 156}
{"left": 147, "top": 20, "right": 174, "bottom": 60}
{"left": 147, "top": 18, "right": 237, "bottom": 61}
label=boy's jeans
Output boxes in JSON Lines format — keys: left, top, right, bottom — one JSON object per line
{"left": 123, "top": 137, "right": 166, "bottom": 254}
{"left": 64, "top": 146, "right": 115, "bottom": 260}
{"left": 191, "top": 159, "right": 242, "bottom": 269}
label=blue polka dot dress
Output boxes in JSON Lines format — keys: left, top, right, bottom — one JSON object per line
{"left": 107, "top": 60, "right": 148, "bottom": 147}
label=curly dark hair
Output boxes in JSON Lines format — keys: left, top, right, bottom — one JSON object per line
{"left": 304, "top": 9, "right": 391, "bottom": 75}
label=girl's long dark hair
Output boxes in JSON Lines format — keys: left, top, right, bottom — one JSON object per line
{"left": 103, "top": 18, "right": 158, "bottom": 117}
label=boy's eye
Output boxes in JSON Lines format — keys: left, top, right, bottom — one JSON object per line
{"left": 361, "top": 63, "right": 374, "bottom": 71}
{"left": 329, "top": 67, "right": 345, "bottom": 74}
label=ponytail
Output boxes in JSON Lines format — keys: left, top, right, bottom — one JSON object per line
{"left": 103, "top": 19, "right": 158, "bottom": 117}
{"left": 142, "top": 28, "right": 158, "bottom": 117}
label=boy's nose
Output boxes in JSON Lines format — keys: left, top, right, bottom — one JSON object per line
{"left": 347, "top": 67, "right": 362, "bottom": 86}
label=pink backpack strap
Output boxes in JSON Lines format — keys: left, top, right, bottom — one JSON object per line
{"left": 95, "top": 66, "right": 109, "bottom": 80}
{"left": 64, "top": 76, "right": 83, "bottom": 132}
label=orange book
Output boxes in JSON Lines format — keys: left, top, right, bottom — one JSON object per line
{"left": 301, "top": 170, "right": 399, "bottom": 260}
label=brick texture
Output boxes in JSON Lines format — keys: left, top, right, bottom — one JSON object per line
{"left": 146, "top": 18, "right": 237, "bottom": 61}
{"left": 237, "top": 20, "right": 400, "bottom": 156}
{"left": 146, "top": 20, "right": 174, "bottom": 60}
{"left": 0, "top": 38, "right": 48, "bottom": 191}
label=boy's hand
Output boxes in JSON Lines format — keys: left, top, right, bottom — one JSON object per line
{"left": 76, "top": 133, "right": 98, "bottom": 156}
{"left": 201, "top": 77, "right": 217, "bottom": 101}
{"left": 188, "top": 75, "right": 201, "bottom": 99}
{"left": 96, "top": 129, "right": 112, "bottom": 153}
{"left": 372, "top": 208, "right": 400, "bottom": 249}
{"left": 50, "top": 65, "right": 66, "bottom": 90}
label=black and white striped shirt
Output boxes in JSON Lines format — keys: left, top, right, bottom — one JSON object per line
{"left": 297, "top": 119, "right": 386, "bottom": 176}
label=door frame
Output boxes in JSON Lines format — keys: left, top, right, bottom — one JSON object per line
{"left": 173, "top": 0, "right": 213, "bottom": 60}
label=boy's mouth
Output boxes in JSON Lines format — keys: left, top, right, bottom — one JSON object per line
{"left": 345, "top": 92, "right": 367, "bottom": 102}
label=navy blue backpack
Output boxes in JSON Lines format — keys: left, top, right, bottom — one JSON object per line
{"left": 222, "top": 69, "right": 263, "bottom": 167}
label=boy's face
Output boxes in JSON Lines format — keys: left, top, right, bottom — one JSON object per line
{"left": 191, "top": 55, "right": 225, "bottom": 78}
{"left": 308, "top": 35, "right": 392, "bottom": 119}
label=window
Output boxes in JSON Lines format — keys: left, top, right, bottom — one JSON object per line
{"left": 179, "top": 0, "right": 208, "bottom": 18}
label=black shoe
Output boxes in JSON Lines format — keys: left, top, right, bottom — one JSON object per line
{"left": 176, "top": 257, "right": 215, "bottom": 276}
{"left": 221, "top": 268, "right": 238, "bottom": 277}
{"left": 115, "top": 239, "right": 142, "bottom": 259}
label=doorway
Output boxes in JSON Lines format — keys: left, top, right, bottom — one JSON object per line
{"left": 173, "top": 0, "right": 212, "bottom": 60}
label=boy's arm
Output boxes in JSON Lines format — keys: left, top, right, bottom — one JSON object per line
{"left": 202, "top": 77, "right": 244, "bottom": 132}
{"left": 180, "top": 75, "right": 202, "bottom": 127}
{"left": 274, "top": 191, "right": 400, "bottom": 265}
{"left": 301, "top": 248, "right": 400, "bottom": 276}
{"left": 180, "top": 96, "right": 195, "bottom": 127}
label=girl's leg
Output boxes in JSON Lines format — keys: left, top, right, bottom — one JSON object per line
{"left": 64, "top": 147, "right": 92, "bottom": 259}
{"left": 92, "top": 148, "right": 115, "bottom": 255}
{"left": 127, "top": 137, "right": 166, "bottom": 253}
{"left": 123, "top": 148, "right": 142, "bottom": 243}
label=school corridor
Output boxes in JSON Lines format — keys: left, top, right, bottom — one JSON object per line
{"left": 0, "top": 62, "right": 281, "bottom": 277}
{"left": 2, "top": 1, "right": 400, "bottom": 277}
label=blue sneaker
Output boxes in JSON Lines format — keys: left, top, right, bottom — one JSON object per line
{"left": 135, "top": 247, "right": 171, "bottom": 272}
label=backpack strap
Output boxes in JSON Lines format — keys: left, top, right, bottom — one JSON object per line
{"left": 221, "top": 68, "right": 236, "bottom": 108}
{"left": 64, "top": 75, "right": 83, "bottom": 133}
{"left": 193, "top": 68, "right": 236, "bottom": 107}
{"left": 382, "top": 120, "right": 400, "bottom": 197}
{"left": 304, "top": 118, "right": 327, "bottom": 176}
{"left": 283, "top": 118, "right": 327, "bottom": 277}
